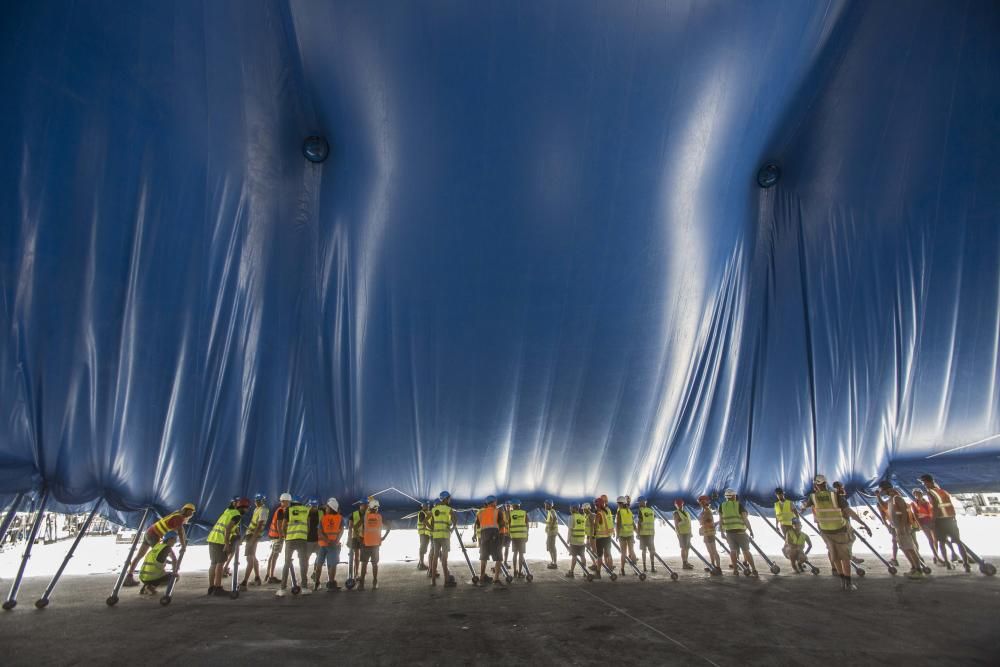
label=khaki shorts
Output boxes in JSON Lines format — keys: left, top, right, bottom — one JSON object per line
{"left": 677, "top": 533, "right": 691, "bottom": 549}
{"left": 639, "top": 535, "right": 655, "bottom": 550}
{"left": 511, "top": 538, "right": 527, "bottom": 554}
{"left": 894, "top": 525, "right": 915, "bottom": 551}
{"left": 361, "top": 546, "right": 380, "bottom": 564}
{"left": 244, "top": 535, "right": 260, "bottom": 558}
{"left": 270, "top": 538, "right": 284, "bottom": 555}
{"left": 432, "top": 537, "right": 450, "bottom": 555}
{"left": 725, "top": 531, "right": 750, "bottom": 552}
{"left": 618, "top": 535, "right": 635, "bottom": 548}
{"left": 822, "top": 530, "right": 852, "bottom": 561}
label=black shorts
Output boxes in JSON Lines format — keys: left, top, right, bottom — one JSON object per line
{"left": 934, "top": 516, "right": 961, "bottom": 542}
{"left": 594, "top": 537, "right": 612, "bottom": 559}
{"left": 479, "top": 529, "right": 501, "bottom": 562}
{"left": 502, "top": 534, "right": 511, "bottom": 547}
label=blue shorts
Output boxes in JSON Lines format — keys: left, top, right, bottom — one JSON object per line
{"left": 318, "top": 544, "right": 341, "bottom": 568}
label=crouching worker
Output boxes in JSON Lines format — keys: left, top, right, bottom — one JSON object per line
{"left": 139, "top": 531, "right": 181, "bottom": 596}
{"left": 783, "top": 519, "right": 814, "bottom": 573}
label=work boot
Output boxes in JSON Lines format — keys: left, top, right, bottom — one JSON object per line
{"left": 650, "top": 566, "right": 657, "bottom": 573}
{"left": 214, "top": 587, "right": 228, "bottom": 596}
{"left": 682, "top": 562, "right": 694, "bottom": 570}
{"left": 547, "top": 563, "right": 558, "bottom": 570}
{"left": 417, "top": 562, "right": 428, "bottom": 571}
{"left": 357, "top": 579, "right": 365, "bottom": 591}
{"left": 207, "top": 586, "right": 215, "bottom": 595}
{"left": 239, "top": 582, "right": 248, "bottom": 592}
{"left": 565, "top": 571, "right": 575, "bottom": 578}
{"left": 122, "top": 574, "right": 139, "bottom": 588}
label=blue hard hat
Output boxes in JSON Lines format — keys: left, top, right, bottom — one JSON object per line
{"left": 511, "top": 498, "right": 521, "bottom": 506}
{"left": 307, "top": 497, "right": 319, "bottom": 506}
{"left": 544, "top": 499, "right": 554, "bottom": 506}
{"left": 439, "top": 491, "right": 451, "bottom": 500}
{"left": 162, "top": 530, "right": 179, "bottom": 542}
{"left": 230, "top": 495, "right": 240, "bottom": 503}
{"left": 485, "top": 495, "right": 496, "bottom": 503}
{"left": 358, "top": 498, "right": 369, "bottom": 505}
{"left": 637, "top": 496, "right": 647, "bottom": 503}
{"left": 254, "top": 493, "right": 265, "bottom": 501}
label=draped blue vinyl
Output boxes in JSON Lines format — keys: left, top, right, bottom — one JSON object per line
{"left": 1, "top": 1, "right": 998, "bottom": 525}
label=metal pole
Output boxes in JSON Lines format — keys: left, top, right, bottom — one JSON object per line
{"left": 229, "top": 524, "right": 241, "bottom": 599}
{"left": 651, "top": 505, "right": 717, "bottom": 573}
{"left": 3, "top": 488, "right": 50, "bottom": 610}
{"left": 35, "top": 500, "right": 103, "bottom": 608}
{"left": 793, "top": 505, "right": 865, "bottom": 576}
{"left": 555, "top": 512, "right": 617, "bottom": 580}
{"left": 747, "top": 501, "right": 785, "bottom": 538}
{"left": 159, "top": 546, "right": 187, "bottom": 606}
{"left": 0, "top": 492, "right": 26, "bottom": 548}
{"left": 609, "top": 536, "right": 646, "bottom": 580}
{"left": 106, "top": 506, "right": 152, "bottom": 606}
{"left": 682, "top": 503, "right": 751, "bottom": 575}
{"left": 453, "top": 523, "right": 479, "bottom": 584}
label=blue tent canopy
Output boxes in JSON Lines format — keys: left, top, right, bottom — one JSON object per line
{"left": 2, "top": 1, "right": 998, "bottom": 520}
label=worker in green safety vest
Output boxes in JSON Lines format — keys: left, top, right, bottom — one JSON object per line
{"left": 783, "top": 518, "right": 814, "bottom": 573}
{"left": 275, "top": 497, "right": 316, "bottom": 597}
{"left": 565, "top": 504, "right": 588, "bottom": 578}
{"left": 428, "top": 491, "right": 457, "bottom": 587}
{"left": 509, "top": 500, "right": 529, "bottom": 578}
{"left": 672, "top": 499, "right": 695, "bottom": 570}
{"left": 719, "top": 489, "right": 758, "bottom": 577}
{"left": 801, "top": 475, "right": 872, "bottom": 591}
{"left": 774, "top": 488, "right": 796, "bottom": 537}
{"left": 207, "top": 497, "right": 249, "bottom": 595}
{"left": 636, "top": 497, "right": 657, "bottom": 573}
{"left": 615, "top": 496, "right": 637, "bottom": 576}
{"left": 138, "top": 530, "right": 181, "bottom": 596}
{"left": 544, "top": 500, "right": 559, "bottom": 570}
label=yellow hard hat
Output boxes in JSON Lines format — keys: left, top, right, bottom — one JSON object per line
{"left": 182, "top": 503, "right": 196, "bottom": 512}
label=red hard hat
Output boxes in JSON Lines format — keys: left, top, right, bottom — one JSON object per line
{"left": 674, "top": 498, "right": 684, "bottom": 507}
{"left": 697, "top": 495, "right": 710, "bottom": 504}
{"left": 236, "top": 497, "right": 250, "bottom": 509}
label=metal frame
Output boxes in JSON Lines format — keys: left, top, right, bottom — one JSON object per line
{"left": 3, "top": 488, "right": 50, "bottom": 610}
{"left": 107, "top": 506, "right": 152, "bottom": 606}
{"left": 35, "top": 500, "right": 103, "bottom": 608}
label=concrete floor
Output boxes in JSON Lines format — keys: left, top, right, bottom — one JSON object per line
{"left": 1, "top": 556, "right": 998, "bottom": 666}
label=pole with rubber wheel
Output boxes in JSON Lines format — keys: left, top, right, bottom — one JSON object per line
{"left": 0, "top": 492, "right": 26, "bottom": 549}
{"left": 3, "top": 489, "right": 50, "bottom": 610}
{"left": 956, "top": 540, "right": 997, "bottom": 576}
{"left": 453, "top": 524, "right": 479, "bottom": 584}
{"left": 554, "top": 531, "right": 593, "bottom": 581}
{"left": 289, "top": 550, "right": 302, "bottom": 595}
{"left": 748, "top": 501, "right": 819, "bottom": 574}
{"left": 684, "top": 503, "right": 751, "bottom": 576}
{"left": 107, "top": 506, "right": 152, "bottom": 606}
{"left": 555, "top": 513, "right": 616, "bottom": 580}
{"left": 497, "top": 560, "right": 514, "bottom": 584}
{"left": 159, "top": 546, "right": 187, "bottom": 606}
{"left": 746, "top": 534, "right": 780, "bottom": 575}
{"left": 36, "top": 500, "right": 102, "bottom": 608}
{"left": 850, "top": 526, "right": 896, "bottom": 574}
{"left": 229, "top": 529, "right": 241, "bottom": 599}
{"left": 859, "top": 491, "right": 933, "bottom": 575}
{"left": 609, "top": 536, "right": 646, "bottom": 580}
{"left": 794, "top": 509, "right": 865, "bottom": 577}
{"left": 651, "top": 506, "right": 718, "bottom": 574}
{"left": 520, "top": 557, "right": 534, "bottom": 582}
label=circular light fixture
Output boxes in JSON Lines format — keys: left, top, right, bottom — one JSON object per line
{"left": 303, "top": 135, "right": 330, "bottom": 163}
{"left": 756, "top": 163, "right": 780, "bottom": 188}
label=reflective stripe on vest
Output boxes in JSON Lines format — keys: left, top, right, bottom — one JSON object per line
{"left": 140, "top": 542, "right": 169, "bottom": 582}
{"left": 319, "top": 513, "right": 343, "bottom": 547}
{"left": 570, "top": 513, "right": 587, "bottom": 545}
{"left": 810, "top": 491, "right": 846, "bottom": 531}
{"left": 351, "top": 510, "right": 364, "bottom": 538}
{"left": 248, "top": 505, "right": 267, "bottom": 533}
{"left": 431, "top": 504, "right": 452, "bottom": 539}
{"left": 638, "top": 507, "right": 655, "bottom": 536}
{"left": 363, "top": 512, "right": 383, "bottom": 547}
{"left": 585, "top": 513, "right": 595, "bottom": 537}
{"left": 594, "top": 509, "right": 613, "bottom": 538}
{"left": 478, "top": 506, "right": 497, "bottom": 531}
{"left": 545, "top": 509, "right": 558, "bottom": 535}
{"left": 268, "top": 508, "right": 283, "bottom": 538}
{"left": 151, "top": 512, "right": 181, "bottom": 537}
{"left": 509, "top": 509, "right": 528, "bottom": 539}
{"left": 720, "top": 500, "right": 745, "bottom": 532}
{"left": 774, "top": 500, "right": 795, "bottom": 526}
{"left": 699, "top": 509, "right": 716, "bottom": 537}
{"left": 617, "top": 508, "right": 634, "bottom": 537}
{"left": 911, "top": 500, "right": 933, "bottom": 521}
{"left": 417, "top": 510, "right": 431, "bottom": 536}
{"left": 207, "top": 508, "right": 240, "bottom": 545}
{"left": 285, "top": 505, "right": 310, "bottom": 541}
{"left": 675, "top": 509, "right": 692, "bottom": 535}
{"left": 928, "top": 488, "right": 955, "bottom": 518}
{"left": 786, "top": 531, "right": 807, "bottom": 547}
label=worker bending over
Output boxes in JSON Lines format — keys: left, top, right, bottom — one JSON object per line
{"left": 207, "top": 498, "right": 249, "bottom": 595}
{"left": 672, "top": 499, "right": 695, "bottom": 570}
{"left": 138, "top": 530, "right": 181, "bottom": 596}
{"left": 802, "top": 475, "right": 872, "bottom": 591}
{"left": 783, "top": 518, "right": 813, "bottom": 573}
{"left": 123, "top": 503, "right": 194, "bottom": 588}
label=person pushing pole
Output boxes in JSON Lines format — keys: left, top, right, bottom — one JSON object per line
{"left": 802, "top": 475, "right": 872, "bottom": 590}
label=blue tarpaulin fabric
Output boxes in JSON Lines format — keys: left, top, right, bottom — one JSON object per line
{"left": 1, "top": 1, "right": 998, "bottom": 524}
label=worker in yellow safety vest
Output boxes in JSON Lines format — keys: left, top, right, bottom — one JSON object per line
{"left": 123, "top": 503, "right": 195, "bottom": 588}
{"left": 265, "top": 493, "right": 292, "bottom": 583}
{"left": 544, "top": 500, "right": 559, "bottom": 570}
{"left": 636, "top": 497, "right": 657, "bottom": 573}
{"left": 358, "top": 499, "right": 386, "bottom": 590}
{"left": 783, "top": 518, "right": 814, "bottom": 573}
{"left": 719, "top": 489, "right": 758, "bottom": 577}
{"left": 138, "top": 530, "right": 181, "bottom": 596}
{"left": 582, "top": 502, "right": 597, "bottom": 572}
{"left": 697, "top": 495, "right": 722, "bottom": 575}
{"left": 275, "top": 497, "right": 316, "bottom": 597}
{"left": 238, "top": 493, "right": 269, "bottom": 590}
{"left": 207, "top": 497, "right": 249, "bottom": 595}
{"left": 592, "top": 496, "right": 615, "bottom": 576}
{"left": 774, "top": 488, "right": 795, "bottom": 537}
{"left": 428, "top": 491, "right": 457, "bottom": 587}
{"left": 508, "top": 500, "right": 529, "bottom": 578}
{"left": 565, "top": 504, "right": 588, "bottom": 578}
{"left": 615, "top": 496, "right": 637, "bottom": 576}
{"left": 672, "top": 499, "right": 695, "bottom": 570}
{"left": 417, "top": 500, "right": 431, "bottom": 572}
{"left": 919, "top": 473, "right": 969, "bottom": 572}
{"left": 801, "top": 475, "right": 872, "bottom": 591}
{"left": 348, "top": 498, "right": 369, "bottom": 582}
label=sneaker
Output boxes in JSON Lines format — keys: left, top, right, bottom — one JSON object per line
{"left": 357, "top": 581, "right": 365, "bottom": 591}
{"left": 266, "top": 577, "right": 281, "bottom": 584}
{"left": 546, "top": 563, "right": 558, "bottom": 570}
{"left": 650, "top": 566, "right": 657, "bottom": 573}
{"left": 682, "top": 562, "right": 694, "bottom": 570}
{"left": 907, "top": 570, "right": 924, "bottom": 580}
{"left": 239, "top": 583, "right": 248, "bottom": 591}
{"left": 253, "top": 577, "right": 262, "bottom": 586}
{"left": 207, "top": 586, "right": 215, "bottom": 595}
{"left": 275, "top": 589, "right": 286, "bottom": 597}
{"left": 565, "top": 571, "right": 575, "bottom": 578}
{"left": 301, "top": 587, "right": 312, "bottom": 595}
{"left": 214, "top": 588, "right": 228, "bottom": 596}
{"left": 122, "top": 575, "right": 139, "bottom": 588}
{"left": 845, "top": 582, "right": 858, "bottom": 591}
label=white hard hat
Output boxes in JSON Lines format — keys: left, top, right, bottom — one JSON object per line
{"left": 724, "top": 488, "right": 737, "bottom": 498}
{"left": 616, "top": 495, "right": 627, "bottom": 504}
{"left": 279, "top": 492, "right": 292, "bottom": 502}
{"left": 369, "top": 499, "right": 380, "bottom": 510}
{"left": 326, "top": 497, "right": 339, "bottom": 511}
{"left": 582, "top": 502, "right": 592, "bottom": 511}
{"left": 814, "top": 474, "right": 827, "bottom": 485}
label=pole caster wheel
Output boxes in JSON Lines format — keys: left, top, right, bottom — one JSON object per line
{"left": 609, "top": 573, "right": 618, "bottom": 581}
{"left": 106, "top": 596, "right": 119, "bottom": 606}
{"left": 230, "top": 591, "right": 239, "bottom": 600}
{"left": 160, "top": 596, "right": 171, "bottom": 606}
{"left": 770, "top": 564, "right": 780, "bottom": 575}
{"left": 670, "top": 572, "right": 679, "bottom": 581}
{"left": 526, "top": 574, "right": 533, "bottom": 582}
{"left": 888, "top": 566, "right": 898, "bottom": 576}
{"left": 638, "top": 573, "right": 646, "bottom": 581}
{"left": 585, "top": 574, "right": 594, "bottom": 582}
{"left": 505, "top": 576, "right": 513, "bottom": 584}
{"left": 3, "top": 600, "right": 17, "bottom": 611}
{"left": 34, "top": 599, "right": 49, "bottom": 609}
{"left": 345, "top": 579, "right": 355, "bottom": 590}
{"left": 472, "top": 576, "right": 479, "bottom": 584}
{"left": 922, "top": 566, "right": 932, "bottom": 575}
{"left": 811, "top": 567, "right": 820, "bottom": 575}
{"left": 291, "top": 586, "right": 301, "bottom": 595}
{"left": 856, "top": 568, "right": 866, "bottom": 577}
{"left": 981, "top": 563, "right": 997, "bottom": 576}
